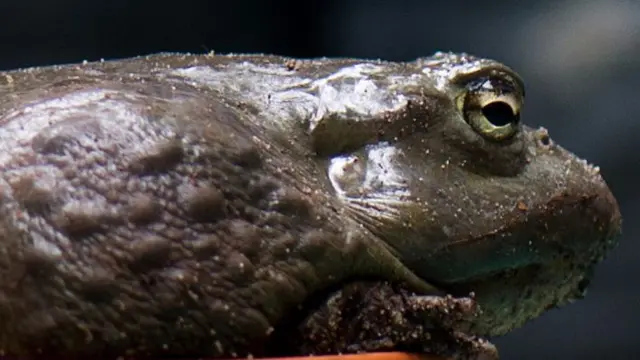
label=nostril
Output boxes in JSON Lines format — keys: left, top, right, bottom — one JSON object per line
{"left": 539, "top": 134, "right": 550, "bottom": 146}
{"left": 535, "top": 128, "right": 552, "bottom": 147}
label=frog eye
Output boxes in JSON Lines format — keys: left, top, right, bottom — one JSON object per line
{"left": 456, "top": 76, "right": 524, "bottom": 141}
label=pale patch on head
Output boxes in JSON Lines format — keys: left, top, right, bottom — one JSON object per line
{"left": 327, "top": 143, "right": 411, "bottom": 223}
{"left": 310, "top": 63, "right": 409, "bottom": 131}
{"left": 328, "top": 154, "right": 365, "bottom": 195}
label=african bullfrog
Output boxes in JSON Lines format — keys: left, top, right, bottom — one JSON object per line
{"left": 0, "top": 52, "right": 621, "bottom": 359}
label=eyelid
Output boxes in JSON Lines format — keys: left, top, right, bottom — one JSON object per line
{"left": 453, "top": 67, "right": 526, "bottom": 99}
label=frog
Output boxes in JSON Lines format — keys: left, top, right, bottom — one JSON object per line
{"left": 0, "top": 51, "right": 621, "bottom": 359}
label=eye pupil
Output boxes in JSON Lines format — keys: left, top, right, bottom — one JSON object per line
{"left": 481, "top": 101, "right": 519, "bottom": 127}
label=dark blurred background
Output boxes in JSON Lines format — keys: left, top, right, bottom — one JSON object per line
{"left": 0, "top": 0, "right": 637, "bottom": 359}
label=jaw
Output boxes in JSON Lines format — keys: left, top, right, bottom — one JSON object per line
{"left": 393, "top": 177, "right": 622, "bottom": 337}
{"left": 433, "top": 192, "right": 621, "bottom": 336}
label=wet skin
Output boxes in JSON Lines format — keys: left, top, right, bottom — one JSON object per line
{"left": 0, "top": 52, "right": 621, "bottom": 358}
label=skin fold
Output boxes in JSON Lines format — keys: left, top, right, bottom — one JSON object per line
{"left": 0, "top": 52, "right": 622, "bottom": 359}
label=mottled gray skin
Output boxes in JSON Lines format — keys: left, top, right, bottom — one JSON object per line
{"left": 0, "top": 52, "right": 621, "bottom": 358}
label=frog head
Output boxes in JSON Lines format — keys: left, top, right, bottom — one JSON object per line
{"left": 319, "top": 53, "right": 622, "bottom": 335}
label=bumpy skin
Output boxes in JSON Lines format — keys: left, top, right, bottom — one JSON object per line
{"left": 0, "top": 52, "right": 621, "bottom": 358}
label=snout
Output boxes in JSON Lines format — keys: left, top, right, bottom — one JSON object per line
{"left": 538, "top": 174, "right": 621, "bottom": 263}
{"left": 444, "top": 149, "right": 622, "bottom": 336}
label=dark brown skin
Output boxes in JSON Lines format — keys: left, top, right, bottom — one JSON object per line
{"left": 0, "top": 52, "right": 621, "bottom": 359}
